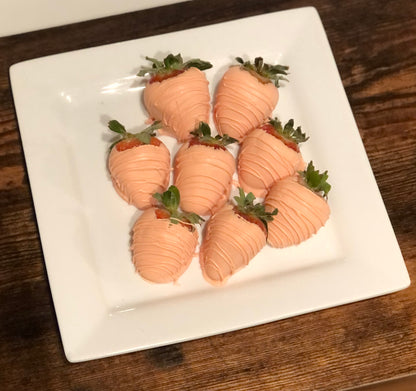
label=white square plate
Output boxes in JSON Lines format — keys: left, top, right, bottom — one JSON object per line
{"left": 10, "top": 7, "right": 410, "bottom": 362}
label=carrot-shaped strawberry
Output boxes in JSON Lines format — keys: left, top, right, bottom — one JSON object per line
{"left": 174, "top": 122, "right": 237, "bottom": 216}
{"left": 265, "top": 162, "right": 331, "bottom": 248}
{"left": 138, "top": 53, "right": 212, "bottom": 142}
{"left": 214, "top": 56, "right": 289, "bottom": 141}
{"left": 238, "top": 118, "right": 308, "bottom": 197}
{"left": 131, "top": 186, "right": 203, "bottom": 284}
{"left": 199, "top": 188, "right": 277, "bottom": 286}
{"left": 107, "top": 120, "right": 170, "bottom": 210}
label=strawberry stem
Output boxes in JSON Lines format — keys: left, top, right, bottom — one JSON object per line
{"left": 267, "top": 118, "right": 309, "bottom": 145}
{"left": 236, "top": 56, "right": 289, "bottom": 87}
{"left": 153, "top": 186, "right": 204, "bottom": 229}
{"left": 137, "top": 53, "right": 212, "bottom": 78}
{"left": 299, "top": 161, "right": 331, "bottom": 198}
{"left": 233, "top": 188, "right": 278, "bottom": 232}
{"left": 107, "top": 120, "right": 162, "bottom": 150}
{"left": 190, "top": 122, "right": 237, "bottom": 148}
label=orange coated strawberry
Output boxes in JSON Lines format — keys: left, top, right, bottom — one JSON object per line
{"left": 265, "top": 162, "right": 331, "bottom": 248}
{"left": 138, "top": 53, "right": 212, "bottom": 142}
{"left": 107, "top": 120, "right": 170, "bottom": 210}
{"left": 131, "top": 186, "right": 203, "bottom": 283}
{"left": 214, "top": 57, "right": 288, "bottom": 141}
{"left": 199, "top": 188, "right": 277, "bottom": 286}
{"left": 174, "top": 122, "right": 237, "bottom": 216}
{"left": 238, "top": 118, "right": 308, "bottom": 197}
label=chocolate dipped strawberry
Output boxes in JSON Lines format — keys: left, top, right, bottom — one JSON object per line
{"left": 174, "top": 122, "right": 237, "bottom": 216}
{"left": 199, "top": 188, "right": 277, "bottom": 286}
{"left": 238, "top": 118, "right": 308, "bottom": 197}
{"left": 107, "top": 119, "right": 170, "bottom": 210}
{"left": 138, "top": 53, "right": 212, "bottom": 142}
{"left": 214, "top": 56, "right": 288, "bottom": 141}
{"left": 131, "top": 186, "right": 203, "bottom": 284}
{"left": 265, "top": 161, "right": 331, "bottom": 248}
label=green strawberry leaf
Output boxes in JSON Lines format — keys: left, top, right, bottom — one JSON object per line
{"left": 300, "top": 161, "right": 331, "bottom": 198}
{"left": 134, "top": 121, "right": 162, "bottom": 144}
{"left": 190, "top": 122, "right": 212, "bottom": 139}
{"left": 183, "top": 58, "right": 213, "bottom": 71}
{"left": 190, "top": 122, "right": 238, "bottom": 148}
{"left": 268, "top": 118, "right": 309, "bottom": 145}
{"left": 164, "top": 53, "right": 182, "bottom": 68}
{"left": 215, "top": 134, "right": 238, "bottom": 146}
{"left": 236, "top": 56, "right": 289, "bottom": 87}
{"left": 138, "top": 53, "right": 212, "bottom": 77}
{"left": 107, "top": 120, "right": 162, "bottom": 150}
{"left": 108, "top": 120, "right": 127, "bottom": 135}
{"left": 160, "top": 185, "right": 180, "bottom": 213}
{"left": 136, "top": 132, "right": 151, "bottom": 145}
{"left": 152, "top": 192, "right": 163, "bottom": 204}
{"left": 182, "top": 212, "right": 205, "bottom": 225}
{"left": 233, "top": 188, "right": 278, "bottom": 232}
{"left": 153, "top": 186, "right": 204, "bottom": 228}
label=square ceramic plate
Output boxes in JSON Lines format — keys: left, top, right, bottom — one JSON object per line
{"left": 10, "top": 7, "right": 410, "bottom": 362}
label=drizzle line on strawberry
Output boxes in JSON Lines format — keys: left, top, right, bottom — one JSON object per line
{"left": 299, "top": 161, "right": 331, "bottom": 199}
{"left": 108, "top": 120, "right": 162, "bottom": 151}
{"left": 233, "top": 188, "right": 278, "bottom": 235}
{"left": 153, "top": 186, "right": 204, "bottom": 232}
{"left": 188, "top": 122, "right": 237, "bottom": 150}
{"left": 137, "top": 53, "right": 213, "bottom": 83}
{"left": 235, "top": 56, "right": 289, "bottom": 87}
{"left": 260, "top": 118, "right": 309, "bottom": 152}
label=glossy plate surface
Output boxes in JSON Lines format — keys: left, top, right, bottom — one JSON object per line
{"left": 10, "top": 7, "right": 409, "bottom": 362}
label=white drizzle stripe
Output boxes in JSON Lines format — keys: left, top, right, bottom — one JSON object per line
{"left": 174, "top": 143, "right": 236, "bottom": 215}
{"left": 214, "top": 66, "right": 278, "bottom": 141}
{"left": 108, "top": 143, "right": 170, "bottom": 210}
{"left": 131, "top": 208, "right": 198, "bottom": 283}
{"left": 265, "top": 177, "right": 330, "bottom": 248}
{"left": 238, "top": 128, "right": 304, "bottom": 197}
{"left": 144, "top": 68, "right": 210, "bottom": 141}
{"left": 200, "top": 204, "right": 266, "bottom": 286}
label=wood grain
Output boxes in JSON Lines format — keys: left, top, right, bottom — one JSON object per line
{"left": 0, "top": 0, "right": 415, "bottom": 390}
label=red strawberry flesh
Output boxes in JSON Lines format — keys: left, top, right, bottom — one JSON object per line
{"left": 115, "top": 138, "right": 143, "bottom": 151}
{"left": 116, "top": 136, "right": 161, "bottom": 151}
{"left": 155, "top": 208, "right": 171, "bottom": 220}
{"left": 149, "top": 137, "right": 162, "bottom": 146}
{"left": 149, "top": 69, "right": 185, "bottom": 84}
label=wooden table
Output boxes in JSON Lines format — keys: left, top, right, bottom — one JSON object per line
{"left": 1, "top": 1, "right": 415, "bottom": 390}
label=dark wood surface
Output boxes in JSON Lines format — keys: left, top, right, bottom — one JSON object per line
{"left": 1, "top": 0, "right": 415, "bottom": 390}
